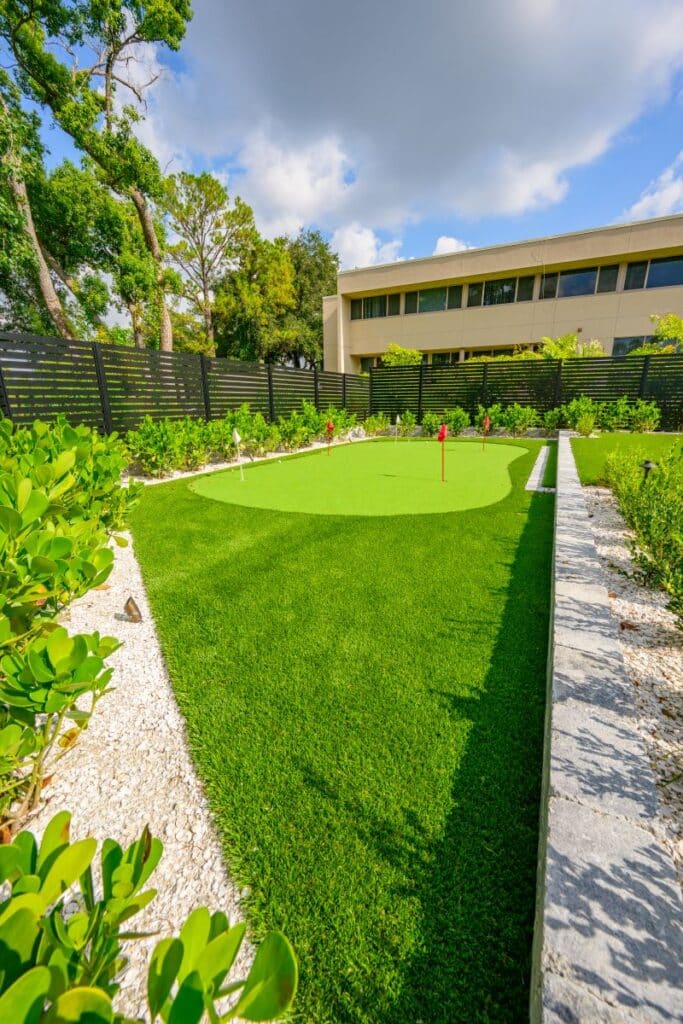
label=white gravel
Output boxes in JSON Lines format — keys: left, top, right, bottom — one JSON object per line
{"left": 585, "top": 486, "right": 683, "bottom": 881}
{"left": 25, "top": 532, "right": 251, "bottom": 1019}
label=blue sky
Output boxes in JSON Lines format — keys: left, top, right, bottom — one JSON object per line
{"left": 39, "top": 0, "right": 683, "bottom": 268}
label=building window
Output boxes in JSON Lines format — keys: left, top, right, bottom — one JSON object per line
{"left": 612, "top": 336, "right": 651, "bottom": 356}
{"left": 558, "top": 267, "right": 597, "bottom": 298}
{"left": 432, "top": 352, "right": 453, "bottom": 366}
{"left": 484, "top": 277, "right": 516, "bottom": 305}
{"left": 387, "top": 293, "right": 400, "bottom": 315}
{"left": 404, "top": 291, "right": 418, "bottom": 314}
{"left": 447, "top": 284, "right": 462, "bottom": 309}
{"left": 363, "top": 295, "right": 386, "bottom": 318}
{"left": 418, "top": 287, "right": 448, "bottom": 313}
{"left": 516, "top": 276, "right": 534, "bottom": 302}
{"left": 360, "top": 356, "right": 375, "bottom": 372}
{"left": 646, "top": 255, "right": 683, "bottom": 289}
{"left": 350, "top": 298, "right": 362, "bottom": 320}
{"left": 467, "top": 282, "right": 483, "bottom": 306}
{"left": 597, "top": 265, "right": 619, "bottom": 293}
{"left": 624, "top": 261, "right": 647, "bottom": 290}
{"left": 540, "top": 273, "right": 558, "bottom": 299}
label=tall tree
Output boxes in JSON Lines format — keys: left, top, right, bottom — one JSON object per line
{"left": 281, "top": 229, "right": 339, "bottom": 367}
{"left": 0, "top": 70, "right": 74, "bottom": 336}
{"left": 164, "top": 173, "right": 253, "bottom": 353}
{"left": 1, "top": 0, "right": 192, "bottom": 349}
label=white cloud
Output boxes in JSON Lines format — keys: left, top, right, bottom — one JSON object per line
{"left": 433, "top": 235, "right": 469, "bottom": 255}
{"left": 623, "top": 151, "right": 683, "bottom": 220}
{"left": 132, "top": 1, "right": 683, "bottom": 236}
{"left": 331, "top": 224, "right": 401, "bottom": 270}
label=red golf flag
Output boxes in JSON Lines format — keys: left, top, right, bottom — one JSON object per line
{"left": 438, "top": 423, "right": 447, "bottom": 481}
{"left": 483, "top": 414, "right": 491, "bottom": 433}
{"left": 437, "top": 423, "right": 448, "bottom": 442}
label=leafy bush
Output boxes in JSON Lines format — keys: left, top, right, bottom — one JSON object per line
{"left": 606, "top": 446, "right": 683, "bottom": 623}
{"left": 542, "top": 408, "right": 562, "bottom": 434}
{"left": 576, "top": 413, "right": 596, "bottom": 437}
{"left": 0, "top": 811, "right": 297, "bottom": 1023}
{"left": 420, "top": 411, "right": 440, "bottom": 437}
{"left": 500, "top": 404, "right": 539, "bottom": 436}
{"left": 381, "top": 343, "right": 422, "bottom": 366}
{"left": 0, "top": 417, "right": 140, "bottom": 828}
{"left": 126, "top": 417, "right": 186, "bottom": 477}
{"left": 474, "top": 404, "right": 503, "bottom": 431}
{"left": 398, "top": 410, "right": 416, "bottom": 436}
{"left": 598, "top": 396, "right": 631, "bottom": 432}
{"left": 628, "top": 399, "right": 660, "bottom": 433}
{"left": 562, "top": 396, "right": 598, "bottom": 430}
{"left": 443, "top": 407, "right": 470, "bottom": 435}
{"left": 362, "top": 413, "right": 390, "bottom": 435}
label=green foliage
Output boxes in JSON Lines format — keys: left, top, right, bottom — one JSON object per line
{"left": 649, "top": 312, "right": 683, "bottom": 351}
{"left": 597, "top": 396, "right": 631, "bottom": 431}
{"left": 0, "top": 811, "right": 297, "bottom": 1023}
{"left": 381, "top": 344, "right": 423, "bottom": 367}
{"left": 281, "top": 229, "right": 339, "bottom": 367}
{"left": 540, "top": 333, "right": 606, "bottom": 359}
{"left": 420, "top": 411, "right": 440, "bottom": 437}
{"left": 561, "top": 396, "right": 598, "bottom": 430}
{"left": 443, "top": 407, "right": 471, "bottom": 435}
{"left": 397, "top": 410, "right": 416, "bottom": 436}
{"left": 0, "top": 416, "right": 139, "bottom": 827}
{"left": 474, "top": 404, "right": 503, "bottom": 430}
{"left": 576, "top": 413, "right": 596, "bottom": 436}
{"left": 361, "top": 413, "right": 390, "bottom": 435}
{"left": 500, "top": 404, "right": 539, "bottom": 436}
{"left": 542, "top": 408, "right": 562, "bottom": 434}
{"left": 628, "top": 399, "right": 660, "bottom": 433}
{"left": 606, "top": 446, "right": 683, "bottom": 623}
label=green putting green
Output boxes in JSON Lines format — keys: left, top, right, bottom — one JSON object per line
{"left": 189, "top": 438, "right": 529, "bottom": 516}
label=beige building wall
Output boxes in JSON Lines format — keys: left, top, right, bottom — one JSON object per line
{"left": 322, "top": 215, "right": 683, "bottom": 372}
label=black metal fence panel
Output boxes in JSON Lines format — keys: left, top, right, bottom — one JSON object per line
{"left": 0, "top": 333, "right": 370, "bottom": 432}
{"left": 370, "top": 356, "right": 683, "bottom": 429}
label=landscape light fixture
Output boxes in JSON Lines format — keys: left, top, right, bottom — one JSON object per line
{"left": 641, "top": 459, "right": 657, "bottom": 481}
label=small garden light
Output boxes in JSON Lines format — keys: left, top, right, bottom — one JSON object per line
{"left": 641, "top": 459, "right": 657, "bottom": 481}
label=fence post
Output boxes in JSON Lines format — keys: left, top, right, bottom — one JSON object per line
{"left": 313, "top": 365, "right": 320, "bottom": 410}
{"left": 369, "top": 368, "right": 374, "bottom": 414}
{"left": 481, "top": 362, "right": 489, "bottom": 407}
{"left": 91, "top": 343, "right": 113, "bottom": 434}
{"left": 200, "top": 354, "right": 212, "bottom": 421}
{"left": 638, "top": 355, "right": 651, "bottom": 398}
{"left": 554, "top": 360, "right": 563, "bottom": 407}
{"left": 267, "top": 363, "right": 276, "bottom": 421}
{"left": 0, "top": 358, "right": 12, "bottom": 421}
{"left": 341, "top": 372, "right": 347, "bottom": 410}
{"left": 417, "top": 363, "right": 425, "bottom": 423}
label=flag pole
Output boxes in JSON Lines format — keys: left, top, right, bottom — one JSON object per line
{"left": 232, "top": 427, "right": 245, "bottom": 481}
{"left": 438, "top": 422, "right": 448, "bottom": 482}
{"left": 395, "top": 413, "right": 401, "bottom": 444}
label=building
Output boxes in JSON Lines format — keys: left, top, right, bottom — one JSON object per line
{"left": 322, "top": 214, "right": 683, "bottom": 373}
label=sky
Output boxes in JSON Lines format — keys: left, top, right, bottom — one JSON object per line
{"left": 40, "top": 0, "right": 683, "bottom": 270}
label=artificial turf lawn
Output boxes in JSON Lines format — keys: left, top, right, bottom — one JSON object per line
{"left": 571, "top": 433, "right": 683, "bottom": 485}
{"left": 130, "top": 439, "right": 554, "bottom": 1024}
{"left": 541, "top": 442, "right": 557, "bottom": 489}
{"left": 189, "top": 438, "right": 528, "bottom": 516}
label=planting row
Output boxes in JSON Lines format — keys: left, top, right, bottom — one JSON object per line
{"left": 0, "top": 415, "right": 296, "bottom": 1022}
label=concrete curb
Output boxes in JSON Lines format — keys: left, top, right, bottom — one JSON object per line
{"left": 530, "top": 431, "right": 683, "bottom": 1023}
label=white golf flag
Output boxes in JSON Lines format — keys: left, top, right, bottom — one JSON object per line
{"left": 396, "top": 415, "right": 401, "bottom": 424}
{"left": 232, "top": 428, "right": 241, "bottom": 445}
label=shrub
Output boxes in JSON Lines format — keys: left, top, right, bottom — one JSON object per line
{"left": 542, "top": 408, "right": 562, "bottom": 434}
{"left": 0, "top": 417, "right": 140, "bottom": 828}
{"left": 598, "top": 396, "right": 631, "bottom": 432}
{"left": 398, "top": 410, "right": 416, "bottom": 436}
{"left": 500, "top": 404, "right": 539, "bottom": 436}
{"left": 382, "top": 343, "right": 422, "bottom": 366}
{"left": 606, "top": 446, "right": 683, "bottom": 623}
{"left": 362, "top": 413, "right": 390, "bottom": 435}
{"left": 576, "top": 413, "right": 596, "bottom": 436}
{"left": 474, "top": 404, "right": 503, "bottom": 431}
{"left": 126, "top": 417, "right": 186, "bottom": 477}
{"left": 443, "top": 407, "right": 470, "bottom": 435}
{"left": 420, "top": 411, "right": 440, "bottom": 437}
{"left": 628, "top": 399, "right": 660, "bottom": 433}
{"left": 0, "top": 811, "right": 297, "bottom": 1023}
{"left": 562, "top": 396, "right": 598, "bottom": 430}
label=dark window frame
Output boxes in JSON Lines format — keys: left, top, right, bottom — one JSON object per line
{"left": 646, "top": 255, "right": 683, "bottom": 289}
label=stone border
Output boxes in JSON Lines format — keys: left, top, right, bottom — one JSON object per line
{"left": 530, "top": 431, "right": 683, "bottom": 1023}
{"left": 526, "top": 444, "right": 555, "bottom": 493}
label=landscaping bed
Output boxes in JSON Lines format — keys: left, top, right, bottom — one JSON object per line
{"left": 130, "top": 439, "right": 554, "bottom": 1024}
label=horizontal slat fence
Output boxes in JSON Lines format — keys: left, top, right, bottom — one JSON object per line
{"left": 0, "top": 332, "right": 370, "bottom": 433}
{"left": 370, "top": 356, "right": 683, "bottom": 430}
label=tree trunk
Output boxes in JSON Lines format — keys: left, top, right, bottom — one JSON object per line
{"left": 7, "top": 172, "right": 73, "bottom": 338}
{"left": 130, "top": 187, "right": 173, "bottom": 351}
{"left": 127, "top": 302, "right": 145, "bottom": 349}
{"left": 202, "top": 285, "right": 216, "bottom": 355}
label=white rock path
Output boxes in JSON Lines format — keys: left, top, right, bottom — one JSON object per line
{"left": 585, "top": 486, "right": 683, "bottom": 881}
{"left": 26, "top": 532, "right": 251, "bottom": 1020}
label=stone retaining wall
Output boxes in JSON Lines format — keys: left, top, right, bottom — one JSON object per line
{"left": 530, "top": 431, "right": 683, "bottom": 1023}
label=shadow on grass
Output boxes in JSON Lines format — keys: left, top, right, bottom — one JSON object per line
{"left": 296, "top": 494, "right": 553, "bottom": 1023}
